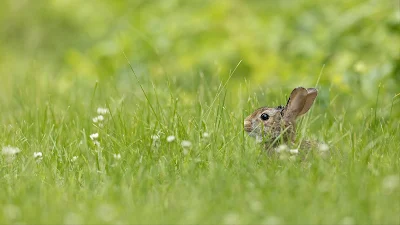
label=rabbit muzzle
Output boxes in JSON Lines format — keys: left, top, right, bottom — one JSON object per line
{"left": 244, "top": 120, "right": 253, "bottom": 133}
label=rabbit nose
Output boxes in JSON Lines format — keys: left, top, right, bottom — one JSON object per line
{"left": 244, "top": 120, "right": 252, "bottom": 132}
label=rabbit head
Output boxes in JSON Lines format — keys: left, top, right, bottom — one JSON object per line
{"left": 244, "top": 87, "right": 318, "bottom": 146}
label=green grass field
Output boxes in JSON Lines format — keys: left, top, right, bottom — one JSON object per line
{"left": 1, "top": 0, "right": 399, "bottom": 224}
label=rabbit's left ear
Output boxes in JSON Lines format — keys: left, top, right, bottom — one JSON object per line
{"left": 283, "top": 87, "right": 318, "bottom": 122}
{"left": 299, "top": 88, "right": 318, "bottom": 115}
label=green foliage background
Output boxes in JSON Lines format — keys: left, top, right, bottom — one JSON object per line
{"left": 0, "top": 0, "right": 399, "bottom": 224}
{"left": 2, "top": 0, "right": 399, "bottom": 93}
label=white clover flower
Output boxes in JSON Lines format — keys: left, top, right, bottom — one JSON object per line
{"left": 318, "top": 143, "right": 329, "bottom": 152}
{"left": 71, "top": 156, "right": 79, "bottom": 162}
{"left": 90, "top": 133, "right": 99, "bottom": 140}
{"left": 97, "top": 107, "right": 109, "bottom": 115}
{"left": 93, "top": 140, "right": 101, "bottom": 147}
{"left": 33, "top": 152, "right": 43, "bottom": 158}
{"left": 113, "top": 153, "right": 121, "bottom": 160}
{"left": 2, "top": 146, "right": 21, "bottom": 155}
{"left": 166, "top": 135, "right": 176, "bottom": 142}
{"left": 151, "top": 135, "right": 160, "bottom": 140}
{"left": 92, "top": 115, "right": 104, "bottom": 123}
{"left": 275, "top": 144, "right": 288, "bottom": 153}
{"left": 181, "top": 140, "right": 192, "bottom": 148}
{"left": 289, "top": 149, "right": 299, "bottom": 154}
{"left": 202, "top": 132, "right": 210, "bottom": 138}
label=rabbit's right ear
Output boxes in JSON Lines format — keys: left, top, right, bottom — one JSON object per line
{"left": 282, "top": 87, "right": 317, "bottom": 122}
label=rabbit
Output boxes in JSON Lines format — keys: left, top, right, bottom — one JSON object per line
{"left": 244, "top": 87, "right": 321, "bottom": 154}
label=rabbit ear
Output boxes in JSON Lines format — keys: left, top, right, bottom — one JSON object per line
{"left": 283, "top": 87, "right": 317, "bottom": 122}
{"left": 298, "top": 88, "right": 318, "bottom": 116}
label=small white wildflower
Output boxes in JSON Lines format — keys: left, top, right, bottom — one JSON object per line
{"left": 166, "top": 135, "right": 176, "bottom": 142}
{"left": 33, "top": 152, "right": 43, "bottom": 158}
{"left": 71, "top": 156, "right": 79, "bottom": 162}
{"left": 202, "top": 132, "right": 210, "bottom": 138}
{"left": 255, "top": 136, "right": 263, "bottom": 143}
{"left": 113, "top": 153, "right": 121, "bottom": 160}
{"left": 318, "top": 143, "right": 329, "bottom": 152}
{"left": 93, "top": 141, "right": 101, "bottom": 147}
{"left": 181, "top": 140, "right": 192, "bottom": 148}
{"left": 90, "top": 133, "right": 99, "bottom": 140}
{"left": 92, "top": 115, "right": 104, "bottom": 123}
{"left": 275, "top": 144, "right": 288, "bottom": 153}
{"left": 382, "top": 175, "right": 399, "bottom": 192}
{"left": 98, "top": 123, "right": 104, "bottom": 128}
{"left": 97, "top": 107, "right": 109, "bottom": 115}
{"left": 289, "top": 148, "right": 299, "bottom": 154}
{"left": 2, "top": 146, "right": 21, "bottom": 155}
{"left": 151, "top": 135, "right": 160, "bottom": 140}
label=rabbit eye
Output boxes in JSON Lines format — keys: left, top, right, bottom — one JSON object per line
{"left": 260, "top": 113, "right": 269, "bottom": 120}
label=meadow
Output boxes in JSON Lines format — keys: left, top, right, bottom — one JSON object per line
{"left": 0, "top": 0, "right": 399, "bottom": 224}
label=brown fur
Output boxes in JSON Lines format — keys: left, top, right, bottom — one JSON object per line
{"left": 244, "top": 87, "right": 318, "bottom": 152}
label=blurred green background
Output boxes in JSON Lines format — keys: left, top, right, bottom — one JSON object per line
{"left": 1, "top": 0, "right": 399, "bottom": 101}
{"left": 0, "top": 1, "right": 399, "bottom": 224}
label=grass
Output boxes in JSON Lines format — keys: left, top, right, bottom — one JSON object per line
{"left": 0, "top": 1, "right": 399, "bottom": 224}
{"left": 0, "top": 67, "right": 399, "bottom": 224}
